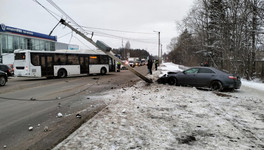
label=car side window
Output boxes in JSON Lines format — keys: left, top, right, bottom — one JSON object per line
{"left": 184, "top": 68, "right": 199, "bottom": 74}
{"left": 198, "top": 68, "right": 215, "bottom": 73}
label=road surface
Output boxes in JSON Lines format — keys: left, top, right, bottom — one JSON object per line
{"left": 0, "top": 66, "right": 148, "bottom": 150}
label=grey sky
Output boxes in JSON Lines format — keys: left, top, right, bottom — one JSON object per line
{"left": 0, "top": 0, "right": 194, "bottom": 55}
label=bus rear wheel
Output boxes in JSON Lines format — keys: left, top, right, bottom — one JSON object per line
{"left": 57, "top": 69, "right": 67, "bottom": 78}
{"left": 100, "top": 67, "right": 107, "bottom": 75}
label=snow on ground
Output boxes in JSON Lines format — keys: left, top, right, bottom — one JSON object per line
{"left": 54, "top": 63, "right": 264, "bottom": 150}
{"left": 242, "top": 79, "right": 264, "bottom": 92}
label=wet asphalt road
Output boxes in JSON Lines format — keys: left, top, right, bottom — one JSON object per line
{"left": 0, "top": 66, "right": 148, "bottom": 150}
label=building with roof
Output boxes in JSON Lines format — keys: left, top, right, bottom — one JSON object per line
{"left": 0, "top": 23, "right": 57, "bottom": 64}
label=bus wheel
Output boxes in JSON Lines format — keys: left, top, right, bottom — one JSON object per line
{"left": 100, "top": 67, "right": 107, "bottom": 75}
{"left": 0, "top": 77, "right": 6, "bottom": 86}
{"left": 57, "top": 69, "right": 67, "bottom": 78}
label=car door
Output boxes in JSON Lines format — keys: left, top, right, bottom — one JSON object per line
{"left": 177, "top": 68, "right": 199, "bottom": 86}
{"left": 195, "top": 68, "right": 216, "bottom": 86}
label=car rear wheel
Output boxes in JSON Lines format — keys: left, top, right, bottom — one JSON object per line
{"left": 168, "top": 77, "right": 177, "bottom": 85}
{"left": 0, "top": 76, "right": 6, "bottom": 86}
{"left": 210, "top": 81, "right": 223, "bottom": 91}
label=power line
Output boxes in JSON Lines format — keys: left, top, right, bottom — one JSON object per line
{"left": 57, "top": 31, "right": 72, "bottom": 39}
{"left": 71, "top": 26, "right": 157, "bottom": 44}
{"left": 72, "top": 35, "right": 94, "bottom": 50}
{"left": 94, "top": 33, "right": 157, "bottom": 44}
{"left": 46, "top": 0, "right": 91, "bottom": 36}
{"left": 76, "top": 25, "right": 155, "bottom": 35}
{"left": 35, "top": 0, "right": 156, "bottom": 47}
{"left": 33, "top": 0, "right": 61, "bottom": 21}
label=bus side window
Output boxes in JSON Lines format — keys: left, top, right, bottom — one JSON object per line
{"left": 100, "top": 55, "right": 109, "bottom": 64}
{"left": 47, "top": 56, "right": 53, "bottom": 67}
{"left": 55, "top": 54, "right": 66, "bottom": 65}
{"left": 67, "top": 55, "right": 79, "bottom": 65}
{"left": 89, "top": 56, "right": 98, "bottom": 64}
{"left": 31, "top": 53, "right": 40, "bottom": 66}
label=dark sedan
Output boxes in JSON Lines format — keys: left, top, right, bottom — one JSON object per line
{"left": 0, "top": 70, "right": 8, "bottom": 86}
{"left": 0, "top": 64, "right": 14, "bottom": 76}
{"left": 157, "top": 67, "right": 241, "bottom": 91}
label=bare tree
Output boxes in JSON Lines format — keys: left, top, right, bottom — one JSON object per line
{"left": 169, "top": 0, "right": 264, "bottom": 79}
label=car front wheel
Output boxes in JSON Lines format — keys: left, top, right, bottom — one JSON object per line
{"left": 0, "top": 76, "right": 6, "bottom": 86}
{"left": 210, "top": 81, "right": 223, "bottom": 91}
{"left": 168, "top": 77, "right": 177, "bottom": 85}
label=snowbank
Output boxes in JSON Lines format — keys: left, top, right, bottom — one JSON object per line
{"left": 53, "top": 63, "right": 264, "bottom": 150}
{"left": 242, "top": 79, "right": 264, "bottom": 92}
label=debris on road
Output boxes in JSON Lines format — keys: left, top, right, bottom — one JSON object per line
{"left": 28, "top": 126, "right": 33, "bottom": 131}
{"left": 30, "top": 97, "right": 36, "bottom": 101}
{"left": 76, "top": 114, "right": 82, "bottom": 119}
{"left": 57, "top": 113, "right": 63, "bottom": 118}
{"left": 44, "top": 126, "right": 49, "bottom": 132}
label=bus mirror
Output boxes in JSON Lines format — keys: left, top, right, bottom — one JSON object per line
{"left": 96, "top": 40, "right": 112, "bottom": 52}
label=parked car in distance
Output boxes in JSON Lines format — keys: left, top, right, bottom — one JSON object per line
{"left": 0, "top": 70, "right": 8, "bottom": 86}
{"left": 135, "top": 60, "right": 141, "bottom": 66}
{"left": 121, "top": 60, "right": 129, "bottom": 70}
{"left": 141, "top": 59, "right": 146, "bottom": 65}
{"left": 129, "top": 61, "right": 135, "bottom": 67}
{"left": 157, "top": 67, "right": 241, "bottom": 91}
{"left": 0, "top": 64, "right": 14, "bottom": 76}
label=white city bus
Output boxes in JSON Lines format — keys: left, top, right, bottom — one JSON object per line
{"left": 14, "top": 49, "right": 111, "bottom": 78}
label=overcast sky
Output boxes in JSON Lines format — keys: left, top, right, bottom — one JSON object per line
{"left": 0, "top": 0, "right": 195, "bottom": 55}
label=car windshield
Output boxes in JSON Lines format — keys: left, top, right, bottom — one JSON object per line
{"left": 184, "top": 68, "right": 199, "bottom": 74}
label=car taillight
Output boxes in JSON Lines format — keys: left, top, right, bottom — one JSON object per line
{"left": 8, "top": 68, "right": 11, "bottom": 72}
{"left": 229, "top": 76, "right": 237, "bottom": 80}
{"left": 25, "top": 66, "right": 28, "bottom": 71}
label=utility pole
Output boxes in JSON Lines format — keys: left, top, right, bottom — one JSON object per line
{"left": 154, "top": 31, "right": 161, "bottom": 65}
{"left": 161, "top": 44, "right": 162, "bottom": 62}
{"left": 60, "top": 19, "right": 152, "bottom": 83}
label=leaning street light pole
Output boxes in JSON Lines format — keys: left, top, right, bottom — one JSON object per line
{"left": 59, "top": 19, "right": 152, "bottom": 83}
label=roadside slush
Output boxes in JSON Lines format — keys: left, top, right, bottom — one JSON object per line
{"left": 12, "top": 99, "right": 107, "bottom": 150}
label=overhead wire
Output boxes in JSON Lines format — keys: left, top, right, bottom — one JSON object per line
{"left": 78, "top": 25, "right": 155, "bottom": 35}
{"left": 73, "top": 35, "right": 93, "bottom": 49}
{"left": 35, "top": 0, "right": 157, "bottom": 49}
{"left": 46, "top": 0, "right": 91, "bottom": 36}
{"left": 72, "top": 24, "right": 157, "bottom": 44}
{"left": 72, "top": 25, "right": 157, "bottom": 44}
{"left": 57, "top": 31, "right": 73, "bottom": 39}
{"left": 32, "top": 0, "right": 98, "bottom": 53}
{"left": 33, "top": 0, "right": 61, "bottom": 21}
